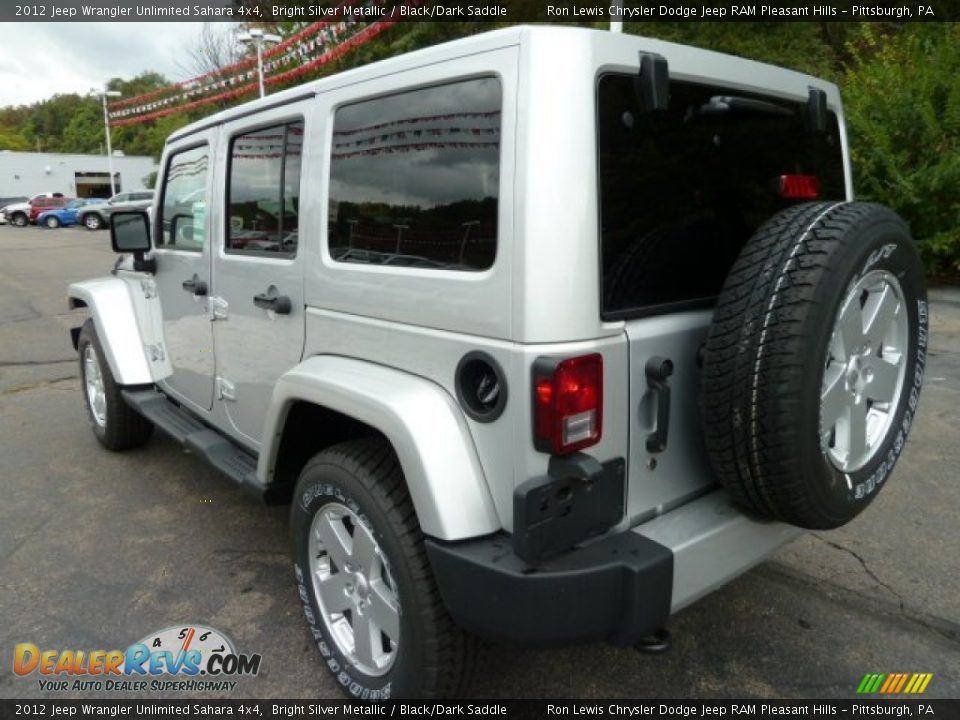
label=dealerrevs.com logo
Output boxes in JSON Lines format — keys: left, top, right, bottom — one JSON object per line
{"left": 13, "top": 624, "right": 262, "bottom": 693}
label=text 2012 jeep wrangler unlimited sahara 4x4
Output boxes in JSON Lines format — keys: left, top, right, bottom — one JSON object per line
{"left": 68, "top": 27, "right": 927, "bottom": 698}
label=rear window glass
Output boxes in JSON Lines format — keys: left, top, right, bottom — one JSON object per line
{"left": 328, "top": 77, "right": 501, "bottom": 272}
{"left": 598, "top": 74, "right": 845, "bottom": 319}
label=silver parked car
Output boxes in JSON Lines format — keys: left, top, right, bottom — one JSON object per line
{"left": 78, "top": 190, "right": 154, "bottom": 231}
{"left": 67, "top": 27, "right": 927, "bottom": 699}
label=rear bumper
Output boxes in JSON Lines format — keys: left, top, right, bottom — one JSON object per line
{"left": 425, "top": 489, "right": 801, "bottom": 647}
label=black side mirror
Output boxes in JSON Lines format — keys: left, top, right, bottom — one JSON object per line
{"left": 110, "top": 210, "right": 155, "bottom": 273}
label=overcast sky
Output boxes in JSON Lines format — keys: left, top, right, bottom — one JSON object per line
{"left": 0, "top": 23, "right": 211, "bottom": 107}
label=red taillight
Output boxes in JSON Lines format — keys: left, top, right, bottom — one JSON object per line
{"left": 778, "top": 174, "right": 820, "bottom": 199}
{"left": 533, "top": 353, "right": 603, "bottom": 455}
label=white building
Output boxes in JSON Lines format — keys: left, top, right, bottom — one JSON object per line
{"left": 0, "top": 151, "right": 157, "bottom": 200}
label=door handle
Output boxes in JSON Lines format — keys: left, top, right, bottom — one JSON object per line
{"left": 181, "top": 274, "right": 208, "bottom": 296}
{"left": 645, "top": 356, "right": 674, "bottom": 453}
{"left": 253, "top": 286, "right": 291, "bottom": 315}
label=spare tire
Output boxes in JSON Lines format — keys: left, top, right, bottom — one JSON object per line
{"left": 700, "top": 201, "right": 927, "bottom": 529}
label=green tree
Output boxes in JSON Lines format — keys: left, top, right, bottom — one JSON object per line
{"left": 0, "top": 126, "right": 31, "bottom": 151}
{"left": 842, "top": 24, "right": 960, "bottom": 276}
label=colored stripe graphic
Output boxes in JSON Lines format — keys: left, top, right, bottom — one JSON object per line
{"left": 893, "top": 673, "right": 909, "bottom": 693}
{"left": 857, "top": 672, "right": 932, "bottom": 694}
{"left": 857, "top": 673, "right": 884, "bottom": 693}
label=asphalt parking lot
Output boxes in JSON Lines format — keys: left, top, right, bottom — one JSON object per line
{"left": 0, "top": 224, "right": 958, "bottom": 700}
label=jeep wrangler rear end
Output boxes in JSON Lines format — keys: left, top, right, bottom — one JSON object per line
{"left": 68, "top": 26, "right": 926, "bottom": 699}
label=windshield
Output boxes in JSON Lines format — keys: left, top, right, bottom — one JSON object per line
{"left": 598, "top": 74, "right": 845, "bottom": 319}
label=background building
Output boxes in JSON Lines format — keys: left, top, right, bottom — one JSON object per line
{"left": 0, "top": 151, "right": 156, "bottom": 199}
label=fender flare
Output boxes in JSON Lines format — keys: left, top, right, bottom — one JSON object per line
{"left": 67, "top": 277, "right": 152, "bottom": 386}
{"left": 261, "top": 355, "right": 501, "bottom": 541}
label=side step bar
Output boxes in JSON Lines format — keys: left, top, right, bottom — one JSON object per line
{"left": 121, "top": 388, "right": 288, "bottom": 503}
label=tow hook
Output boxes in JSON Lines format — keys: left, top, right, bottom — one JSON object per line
{"left": 633, "top": 627, "right": 672, "bottom": 654}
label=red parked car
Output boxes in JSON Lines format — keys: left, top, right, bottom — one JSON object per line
{"left": 29, "top": 195, "right": 70, "bottom": 224}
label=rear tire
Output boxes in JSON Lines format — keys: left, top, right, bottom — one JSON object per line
{"left": 77, "top": 319, "right": 154, "bottom": 451}
{"left": 700, "top": 202, "right": 927, "bottom": 529}
{"left": 11, "top": 212, "right": 27, "bottom": 228}
{"left": 45, "top": 216, "right": 60, "bottom": 228}
{"left": 291, "top": 438, "right": 477, "bottom": 699}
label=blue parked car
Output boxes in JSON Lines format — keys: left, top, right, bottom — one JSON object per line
{"left": 37, "top": 198, "right": 107, "bottom": 229}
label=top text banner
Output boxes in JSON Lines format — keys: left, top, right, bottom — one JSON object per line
{"left": 3, "top": 0, "right": 958, "bottom": 22}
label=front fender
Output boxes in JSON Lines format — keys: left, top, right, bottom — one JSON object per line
{"left": 261, "top": 356, "right": 501, "bottom": 541}
{"left": 67, "top": 277, "right": 152, "bottom": 386}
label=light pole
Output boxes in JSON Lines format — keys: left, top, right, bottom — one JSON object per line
{"left": 90, "top": 88, "right": 122, "bottom": 197}
{"left": 610, "top": 0, "right": 623, "bottom": 31}
{"left": 238, "top": 28, "right": 282, "bottom": 98}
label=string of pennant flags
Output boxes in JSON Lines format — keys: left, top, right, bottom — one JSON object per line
{"left": 334, "top": 110, "right": 502, "bottom": 136}
{"left": 331, "top": 141, "right": 500, "bottom": 161}
{"left": 109, "top": 6, "right": 402, "bottom": 127}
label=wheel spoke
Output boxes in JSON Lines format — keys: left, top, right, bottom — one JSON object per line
{"left": 350, "top": 522, "right": 378, "bottom": 573}
{"left": 94, "top": 394, "right": 106, "bottom": 419}
{"left": 314, "top": 573, "right": 352, "bottom": 614}
{"left": 863, "top": 285, "right": 900, "bottom": 347}
{"left": 836, "top": 298, "right": 865, "bottom": 357}
{"left": 844, "top": 401, "right": 868, "bottom": 465}
{"left": 351, "top": 611, "right": 377, "bottom": 669}
{"left": 866, "top": 359, "right": 900, "bottom": 405}
{"left": 368, "top": 579, "right": 400, "bottom": 641}
{"left": 820, "top": 364, "right": 848, "bottom": 430}
{"left": 313, "top": 511, "right": 352, "bottom": 570}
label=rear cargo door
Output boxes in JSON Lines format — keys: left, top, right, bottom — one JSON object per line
{"left": 596, "top": 72, "right": 847, "bottom": 523}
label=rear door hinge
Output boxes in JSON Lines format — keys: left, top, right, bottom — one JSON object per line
{"left": 217, "top": 377, "right": 237, "bottom": 402}
{"left": 208, "top": 296, "right": 229, "bottom": 321}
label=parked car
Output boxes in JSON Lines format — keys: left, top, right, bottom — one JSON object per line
{"left": 79, "top": 190, "right": 154, "bottom": 231}
{"left": 29, "top": 195, "right": 72, "bottom": 224}
{"left": 67, "top": 27, "right": 927, "bottom": 699}
{"left": 0, "top": 196, "right": 28, "bottom": 225}
{"left": 37, "top": 198, "right": 107, "bottom": 228}
{"left": 4, "top": 192, "right": 65, "bottom": 227}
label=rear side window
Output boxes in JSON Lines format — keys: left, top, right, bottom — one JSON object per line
{"left": 328, "top": 77, "right": 501, "bottom": 271}
{"left": 157, "top": 144, "right": 209, "bottom": 251}
{"left": 598, "top": 74, "right": 845, "bottom": 318}
{"left": 227, "top": 120, "right": 303, "bottom": 256}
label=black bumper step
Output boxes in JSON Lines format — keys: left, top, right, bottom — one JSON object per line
{"left": 121, "top": 388, "right": 285, "bottom": 502}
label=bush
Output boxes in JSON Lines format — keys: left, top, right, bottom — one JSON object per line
{"left": 842, "top": 24, "right": 960, "bottom": 277}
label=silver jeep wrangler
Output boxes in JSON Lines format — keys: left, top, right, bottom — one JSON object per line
{"left": 68, "top": 26, "right": 927, "bottom": 699}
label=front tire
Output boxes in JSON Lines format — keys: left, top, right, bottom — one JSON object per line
{"left": 83, "top": 214, "right": 103, "bottom": 231}
{"left": 77, "top": 319, "right": 153, "bottom": 450}
{"left": 45, "top": 216, "right": 60, "bottom": 228}
{"left": 291, "top": 439, "right": 476, "bottom": 699}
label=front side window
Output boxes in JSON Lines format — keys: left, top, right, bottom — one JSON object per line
{"left": 328, "top": 77, "right": 501, "bottom": 271}
{"left": 226, "top": 120, "right": 302, "bottom": 256}
{"left": 157, "top": 144, "right": 209, "bottom": 251}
